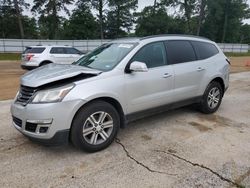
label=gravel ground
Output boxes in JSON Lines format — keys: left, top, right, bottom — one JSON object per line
{"left": 0, "top": 71, "right": 250, "bottom": 188}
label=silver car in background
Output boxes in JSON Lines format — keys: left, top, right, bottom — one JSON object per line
{"left": 11, "top": 35, "right": 230, "bottom": 152}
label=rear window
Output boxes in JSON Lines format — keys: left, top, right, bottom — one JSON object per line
{"left": 166, "top": 40, "right": 196, "bottom": 64}
{"left": 191, "top": 41, "right": 219, "bottom": 60}
{"left": 25, "top": 47, "right": 45, "bottom": 54}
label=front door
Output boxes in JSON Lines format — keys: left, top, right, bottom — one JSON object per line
{"left": 125, "top": 42, "right": 175, "bottom": 114}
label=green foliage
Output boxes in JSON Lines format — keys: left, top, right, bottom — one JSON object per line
{"left": 62, "top": 3, "right": 99, "bottom": 39}
{"left": 106, "top": 0, "right": 138, "bottom": 38}
{"left": 0, "top": 5, "right": 38, "bottom": 38}
{"left": 0, "top": 53, "right": 21, "bottom": 60}
{"left": 32, "top": 0, "right": 74, "bottom": 39}
{"left": 135, "top": 5, "right": 171, "bottom": 36}
{"left": 0, "top": 0, "right": 250, "bottom": 43}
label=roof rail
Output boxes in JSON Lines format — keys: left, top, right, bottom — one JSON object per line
{"left": 140, "top": 34, "right": 210, "bottom": 41}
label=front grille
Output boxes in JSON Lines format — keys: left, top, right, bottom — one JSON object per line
{"left": 12, "top": 116, "right": 22, "bottom": 128}
{"left": 16, "top": 85, "right": 37, "bottom": 106}
{"left": 25, "top": 122, "right": 37, "bottom": 133}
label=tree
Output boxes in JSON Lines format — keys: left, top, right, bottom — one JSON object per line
{"left": 0, "top": 2, "right": 38, "bottom": 38}
{"left": 135, "top": 3, "right": 172, "bottom": 36}
{"left": 161, "top": 0, "right": 197, "bottom": 34}
{"left": 78, "top": 0, "right": 108, "bottom": 39}
{"left": 106, "top": 0, "right": 138, "bottom": 38}
{"left": 196, "top": 0, "right": 206, "bottom": 35}
{"left": 200, "top": 0, "right": 250, "bottom": 42}
{"left": 240, "top": 24, "right": 250, "bottom": 44}
{"left": 0, "top": 0, "right": 29, "bottom": 38}
{"left": 32, "top": 0, "right": 74, "bottom": 39}
{"left": 62, "top": 3, "right": 99, "bottom": 39}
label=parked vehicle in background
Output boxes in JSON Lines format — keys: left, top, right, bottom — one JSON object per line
{"left": 21, "top": 45, "right": 84, "bottom": 70}
{"left": 11, "top": 35, "right": 230, "bottom": 152}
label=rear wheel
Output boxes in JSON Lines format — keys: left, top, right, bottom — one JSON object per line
{"left": 70, "top": 101, "right": 120, "bottom": 152}
{"left": 199, "top": 81, "right": 223, "bottom": 114}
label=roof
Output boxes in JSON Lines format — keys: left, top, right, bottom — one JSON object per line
{"left": 111, "top": 34, "right": 211, "bottom": 43}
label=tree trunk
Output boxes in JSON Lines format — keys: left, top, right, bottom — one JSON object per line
{"left": 184, "top": 0, "right": 191, "bottom": 34}
{"left": 99, "top": 0, "right": 104, "bottom": 39}
{"left": 196, "top": 0, "right": 206, "bottom": 36}
{"left": 13, "top": 0, "right": 24, "bottom": 39}
{"left": 222, "top": 0, "right": 230, "bottom": 42}
{"left": 153, "top": 0, "right": 157, "bottom": 15}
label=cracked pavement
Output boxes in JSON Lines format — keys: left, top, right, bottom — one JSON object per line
{"left": 1, "top": 71, "right": 250, "bottom": 188}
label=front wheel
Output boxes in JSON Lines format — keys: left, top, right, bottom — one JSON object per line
{"left": 70, "top": 101, "right": 120, "bottom": 152}
{"left": 199, "top": 82, "right": 223, "bottom": 114}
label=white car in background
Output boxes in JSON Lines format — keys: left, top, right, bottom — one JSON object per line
{"left": 21, "top": 45, "right": 84, "bottom": 70}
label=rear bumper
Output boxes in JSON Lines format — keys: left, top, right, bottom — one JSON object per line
{"left": 21, "top": 65, "right": 38, "bottom": 70}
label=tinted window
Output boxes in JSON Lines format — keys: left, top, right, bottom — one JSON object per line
{"left": 191, "top": 41, "right": 219, "bottom": 60}
{"left": 66, "top": 48, "right": 82, "bottom": 54}
{"left": 25, "top": 47, "right": 45, "bottom": 54}
{"left": 166, "top": 41, "right": 196, "bottom": 64}
{"left": 50, "top": 47, "right": 65, "bottom": 54}
{"left": 131, "top": 42, "right": 167, "bottom": 68}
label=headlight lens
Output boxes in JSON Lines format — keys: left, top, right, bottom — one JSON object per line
{"left": 32, "top": 84, "right": 74, "bottom": 103}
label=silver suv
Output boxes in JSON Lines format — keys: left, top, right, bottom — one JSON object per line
{"left": 21, "top": 45, "right": 83, "bottom": 70}
{"left": 11, "top": 35, "right": 230, "bottom": 152}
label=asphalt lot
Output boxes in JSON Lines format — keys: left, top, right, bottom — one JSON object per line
{"left": 0, "top": 71, "right": 250, "bottom": 188}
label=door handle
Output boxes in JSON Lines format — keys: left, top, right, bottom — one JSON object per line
{"left": 163, "top": 73, "right": 172, "bottom": 78}
{"left": 197, "top": 67, "right": 205, "bottom": 72}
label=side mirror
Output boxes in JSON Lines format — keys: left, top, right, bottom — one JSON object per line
{"left": 129, "top": 61, "right": 148, "bottom": 72}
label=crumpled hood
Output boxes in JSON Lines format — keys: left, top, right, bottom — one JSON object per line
{"left": 21, "top": 64, "right": 102, "bottom": 87}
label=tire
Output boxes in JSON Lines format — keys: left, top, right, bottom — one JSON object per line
{"left": 199, "top": 81, "right": 223, "bottom": 114}
{"left": 70, "top": 100, "right": 120, "bottom": 152}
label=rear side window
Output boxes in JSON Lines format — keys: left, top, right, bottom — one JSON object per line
{"left": 65, "top": 48, "right": 82, "bottom": 54}
{"left": 25, "top": 47, "right": 45, "bottom": 54}
{"left": 131, "top": 42, "right": 167, "bottom": 68}
{"left": 165, "top": 40, "right": 196, "bottom": 64}
{"left": 191, "top": 41, "right": 219, "bottom": 60}
{"left": 50, "top": 47, "right": 65, "bottom": 54}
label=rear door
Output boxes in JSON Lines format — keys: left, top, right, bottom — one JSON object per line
{"left": 125, "top": 41, "right": 175, "bottom": 113}
{"left": 165, "top": 40, "right": 205, "bottom": 101}
{"left": 49, "top": 47, "right": 69, "bottom": 64}
{"left": 65, "top": 47, "right": 82, "bottom": 63}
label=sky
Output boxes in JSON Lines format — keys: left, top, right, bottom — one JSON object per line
{"left": 23, "top": 0, "right": 250, "bottom": 24}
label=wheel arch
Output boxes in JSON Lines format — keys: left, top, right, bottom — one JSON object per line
{"left": 71, "top": 97, "right": 126, "bottom": 129}
{"left": 209, "top": 77, "right": 225, "bottom": 95}
{"left": 39, "top": 60, "right": 53, "bottom": 66}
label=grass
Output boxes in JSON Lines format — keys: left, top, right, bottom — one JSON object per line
{"left": 225, "top": 51, "right": 250, "bottom": 57}
{"left": 0, "top": 53, "right": 21, "bottom": 61}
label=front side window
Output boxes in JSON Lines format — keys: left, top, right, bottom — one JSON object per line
{"left": 191, "top": 41, "right": 219, "bottom": 60}
{"left": 131, "top": 42, "right": 167, "bottom": 68}
{"left": 73, "top": 43, "right": 137, "bottom": 71}
{"left": 50, "top": 47, "right": 65, "bottom": 54}
{"left": 166, "top": 40, "right": 196, "bottom": 64}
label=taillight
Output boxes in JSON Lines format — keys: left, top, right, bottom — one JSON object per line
{"left": 26, "top": 54, "right": 34, "bottom": 61}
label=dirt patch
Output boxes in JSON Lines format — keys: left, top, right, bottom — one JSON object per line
{"left": 229, "top": 56, "right": 250, "bottom": 73}
{"left": 141, "top": 134, "right": 152, "bottom": 141}
{"left": 0, "top": 61, "right": 25, "bottom": 100}
{"left": 188, "top": 121, "right": 212, "bottom": 132}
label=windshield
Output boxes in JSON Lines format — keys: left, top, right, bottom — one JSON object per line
{"left": 73, "top": 43, "right": 137, "bottom": 71}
